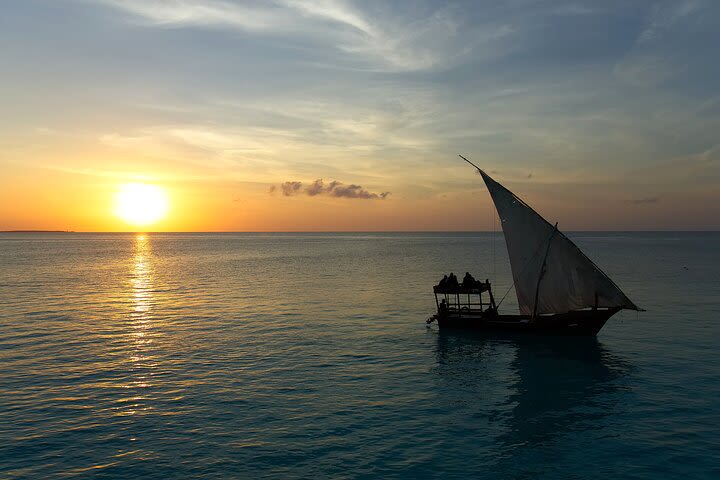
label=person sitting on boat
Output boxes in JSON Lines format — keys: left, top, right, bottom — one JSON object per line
{"left": 462, "top": 272, "right": 476, "bottom": 288}
{"left": 447, "top": 273, "right": 459, "bottom": 288}
{"left": 438, "top": 275, "right": 448, "bottom": 289}
{"left": 439, "top": 298, "right": 448, "bottom": 312}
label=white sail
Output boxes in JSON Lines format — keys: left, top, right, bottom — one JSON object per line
{"left": 480, "top": 170, "right": 639, "bottom": 315}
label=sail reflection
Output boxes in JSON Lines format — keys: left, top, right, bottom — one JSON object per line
{"left": 433, "top": 331, "right": 631, "bottom": 465}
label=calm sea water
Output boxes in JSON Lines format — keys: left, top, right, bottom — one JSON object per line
{"left": 0, "top": 232, "right": 718, "bottom": 479}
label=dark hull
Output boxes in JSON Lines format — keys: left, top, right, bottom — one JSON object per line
{"left": 436, "top": 308, "right": 621, "bottom": 336}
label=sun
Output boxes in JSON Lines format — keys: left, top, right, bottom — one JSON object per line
{"left": 114, "top": 183, "right": 169, "bottom": 227}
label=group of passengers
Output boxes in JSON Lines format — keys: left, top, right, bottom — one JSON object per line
{"left": 437, "top": 271, "right": 482, "bottom": 290}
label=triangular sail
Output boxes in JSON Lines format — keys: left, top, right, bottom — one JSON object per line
{"left": 479, "top": 170, "right": 639, "bottom": 315}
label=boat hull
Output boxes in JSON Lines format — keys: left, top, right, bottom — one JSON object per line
{"left": 436, "top": 308, "right": 621, "bottom": 336}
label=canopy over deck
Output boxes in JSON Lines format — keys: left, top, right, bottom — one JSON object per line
{"left": 433, "top": 281, "right": 491, "bottom": 295}
{"left": 432, "top": 278, "right": 498, "bottom": 317}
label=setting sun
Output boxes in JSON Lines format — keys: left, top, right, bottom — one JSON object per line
{"left": 114, "top": 183, "right": 169, "bottom": 227}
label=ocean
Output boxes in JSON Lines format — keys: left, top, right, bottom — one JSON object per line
{"left": 0, "top": 232, "right": 718, "bottom": 479}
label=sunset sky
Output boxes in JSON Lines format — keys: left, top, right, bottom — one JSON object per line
{"left": 1, "top": 0, "right": 719, "bottom": 231}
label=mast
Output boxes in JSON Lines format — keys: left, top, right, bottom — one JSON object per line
{"left": 531, "top": 222, "right": 557, "bottom": 321}
{"left": 459, "top": 154, "right": 481, "bottom": 171}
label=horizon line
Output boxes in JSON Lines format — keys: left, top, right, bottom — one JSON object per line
{"left": 2, "top": 229, "right": 719, "bottom": 234}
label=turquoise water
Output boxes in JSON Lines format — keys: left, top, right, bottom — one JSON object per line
{"left": 0, "top": 232, "right": 718, "bottom": 479}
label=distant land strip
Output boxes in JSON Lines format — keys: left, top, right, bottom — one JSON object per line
{"left": 0, "top": 230, "right": 75, "bottom": 233}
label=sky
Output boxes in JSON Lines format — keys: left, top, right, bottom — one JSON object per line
{"left": 1, "top": 0, "right": 719, "bottom": 231}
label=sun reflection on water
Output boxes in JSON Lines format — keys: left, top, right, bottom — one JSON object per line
{"left": 123, "top": 233, "right": 156, "bottom": 414}
{"left": 132, "top": 234, "right": 153, "bottom": 324}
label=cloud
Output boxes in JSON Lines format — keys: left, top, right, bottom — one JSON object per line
{"left": 305, "top": 178, "right": 325, "bottom": 196}
{"left": 639, "top": 0, "right": 705, "bottom": 44}
{"left": 276, "top": 179, "right": 389, "bottom": 199}
{"left": 89, "top": 0, "right": 294, "bottom": 31}
{"left": 87, "top": 0, "right": 512, "bottom": 72}
{"left": 281, "top": 181, "right": 303, "bottom": 196}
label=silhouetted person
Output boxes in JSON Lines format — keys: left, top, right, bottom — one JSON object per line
{"left": 447, "top": 272, "right": 459, "bottom": 288}
{"left": 439, "top": 298, "right": 448, "bottom": 312}
{"left": 462, "top": 271, "right": 476, "bottom": 287}
{"left": 438, "top": 275, "right": 448, "bottom": 289}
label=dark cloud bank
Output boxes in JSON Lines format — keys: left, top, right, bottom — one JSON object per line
{"left": 270, "top": 179, "right": 390, "bottom": 200}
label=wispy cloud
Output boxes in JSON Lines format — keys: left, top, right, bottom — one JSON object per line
{"left": 639, "top": 0, "right": 705, "bottom": 43}
{"left": 275, "top": 179, "right": 389, "bottom": 199}
{"left": 90, "top": 0, "right": 294, "bottom": 31}
{"left": 4, "top": 1, "right": 720, "bottom": 229}
{"left": 87, "top": 0, "right": 511, "bottom": 72}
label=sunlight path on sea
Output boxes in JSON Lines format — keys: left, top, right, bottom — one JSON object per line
{"left": 123, "top": 234, "right": 156, "bottom": 428}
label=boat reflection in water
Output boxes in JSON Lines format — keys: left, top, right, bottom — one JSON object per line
{"left": 433, "top": 331, "right": 631, "bottom": 473}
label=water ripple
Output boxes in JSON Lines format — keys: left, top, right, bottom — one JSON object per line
{"left": 0, "top": 232, "right": 718, "bottom": 479}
